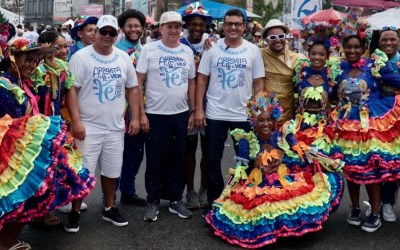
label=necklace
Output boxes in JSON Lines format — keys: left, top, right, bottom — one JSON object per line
{"left": 313, "top": 75, "right": 320, "bottom": 80}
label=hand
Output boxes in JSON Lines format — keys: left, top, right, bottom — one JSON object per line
{"left": 203, "top": 37, "right": 217, "bottom": 51}
{"left": 71, "top": 120, "right": 86, "bottom": 140}
{"left": 188, "top": 114, "right": 194, "bottom": 132}
{"left": 140, "top": 113, "right": 150, "bottom": 133}
{"left": 44, "top": 53, "right": 56, "bottom": 68}
{"left": 195, "top": 109, "right": 207, "bottom": 127}
{"left": 128, "top": 119, "right": 140, "bottom": 135}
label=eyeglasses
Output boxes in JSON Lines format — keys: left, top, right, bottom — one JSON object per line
{"left": 382, "top": 26, "right": 397, "bottom": 31}
{"left": 223, "top": 22, "right": 243, "bottom": 28}
{"left": 124, "top": 24, "right": 142, "bottom": 30}
{"left": 98, "top": 28, "right": 118, "bottom": 37}
{"left": 266, "top": 33, "right": 286, "bottom": 40}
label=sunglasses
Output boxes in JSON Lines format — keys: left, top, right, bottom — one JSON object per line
{"left": 266, "top": 33, "right": 286, "bottom": 40}
{"left": 98, "top": 28, "right": 118, "bottom": 37}
{"left": 382, "top": 26, "right": 397, "bottom": 31}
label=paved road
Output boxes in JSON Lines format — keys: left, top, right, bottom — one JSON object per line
{"left": 21, "top": 138, "right": 400, "bottom": 249}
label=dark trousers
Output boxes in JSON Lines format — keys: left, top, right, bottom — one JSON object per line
{"left": 381, "top": 181, "right": 398, "bottom": 205}
{"left": 205, "top": 118, "right": 250, "bottom": 204}
{"left": 118, "top": 132, "right": 145, "bottom": 196}
{"left": 145, "top": 111, "right": 189, "bottom": 203}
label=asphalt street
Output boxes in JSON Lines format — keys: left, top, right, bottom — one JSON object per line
{"left": 20, "top": 137, "right": 400, "bottom": 250}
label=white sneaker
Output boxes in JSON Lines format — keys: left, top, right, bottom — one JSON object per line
{"left": 57, "top": 202, "right": 88, "bottom": 213}
{"left": 382, "top": 203, "right": 396, "bottom": 222}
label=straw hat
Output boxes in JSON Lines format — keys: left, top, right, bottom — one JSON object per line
{"left": 261, "top": 19, "right": 289, "bottom": 39}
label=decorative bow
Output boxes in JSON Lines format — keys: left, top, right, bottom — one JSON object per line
{"left": 304, "top": 86, "right": 324, "bottom": 101}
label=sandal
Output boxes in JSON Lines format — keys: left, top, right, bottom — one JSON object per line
{"left": 29, "top": 212, "right": 62, "bottom": 229}
{"left": 9, "top": 241, "right": 32, "bottom": 250}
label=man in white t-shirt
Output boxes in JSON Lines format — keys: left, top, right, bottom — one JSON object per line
{"left": 23, "top": 25, "right": 39, "bottom": 43}
{"left": 65, "top": 15, "right": 140, "bottom": 233}
{"left": 136, "top": 11, "right": 195, "bottom": 222}
{"left": 195, "top": 9, "right": 265, "bottom": 216}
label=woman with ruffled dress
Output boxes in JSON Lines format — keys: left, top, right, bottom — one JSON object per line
{"left": 205, "top": 92, "right": 343, "bottom": 248}
{"left": 331, "top": 34, "right": 400, "bottom": 233}
{"left": 0, "top": 35, "right": 95, "bottom": 249}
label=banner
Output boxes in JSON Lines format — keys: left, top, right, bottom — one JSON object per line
{"left": 287, "top": 0, "right": 321, "bottom": 29}
{"left": 131, "top": 0, "right": 148, "bottom": 16}
{"left": 80, "top": 4, "right": 104, "bottom": 18}
{"left": 53, "top": 0, "right": 72, "bottom": 22}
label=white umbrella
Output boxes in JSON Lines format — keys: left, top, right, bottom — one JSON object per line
{"left": 367, "top": 8, "right": 400, "bottom": 29}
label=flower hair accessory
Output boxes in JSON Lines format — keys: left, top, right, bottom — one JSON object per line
{"left": 10, "top": 38, "right": 51, "bottom": 53}
{"left": 339, "top": 8, "right": 371, "bottom": 43}
{"left": 246, "top": 91, "right": 283, "bottom": 127}
{"left": 0, "top": 12, "right": 11, "bottom": 61}
{"left": 183, "top": 2, "right": 212, "bottom": 26}
{"left": 300, "top": 22, "right": 340, "bottom": 51}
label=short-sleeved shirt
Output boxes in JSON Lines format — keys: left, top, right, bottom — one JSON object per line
{"left": 136, "top": 40, "right": 196, "bottom": 115}
{"left": 198, "top": 38, "right": 265, "bottom": 121}
{"left": 69, "top": 45, "right": 138, "bottom": 131}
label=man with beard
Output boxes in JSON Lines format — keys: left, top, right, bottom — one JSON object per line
{"left": 115, "top": 9, "right": 148, "bottom": 207}
{"left": 195, "top": 9, "right": 264, "bottom": 216}
{"left": 260, "top": 19, "right": 305, "bottom": 124}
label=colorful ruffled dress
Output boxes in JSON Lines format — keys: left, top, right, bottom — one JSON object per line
{"left": 330, "top": 50, "right": 400, "bottom": 184}
{"left": 0, "top": 73, "right": 95, "bottom": 230}
{"left": 205, "top": 129, "right": 343, "bottom": 248}
{"left": 290, "top": 57, "right": 341, "bottom": 156}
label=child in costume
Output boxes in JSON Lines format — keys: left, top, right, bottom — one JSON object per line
{"left": 0, "top": 22, "right": 95, "bottom": 249}
{"left": 205, "top": 92, "right": 343, "bottom": 248}
{"left": 331, "top": 12, "right": 400, "bottom": 232}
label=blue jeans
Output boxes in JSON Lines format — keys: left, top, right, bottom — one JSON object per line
{"left": 118, "top": 132, "right": 145, "bottom": 196}
{"left": 205, "top": 118, "right": 250, "bottom": 204}
{"left": 144, "top": 111, "right": 189, "bottom": 203}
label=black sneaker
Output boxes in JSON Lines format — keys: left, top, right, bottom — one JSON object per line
{"left": 347, "top": 207, "right": 361, "bottom": 226}
{"left": 361, "top": 214, "right": 382, "bottom": 233}
{"left": 102, "top": 207, "right": 128, "bottom": 226}
{"left": 121, "top": 194, "right": 147, "bottom": 206}
{"left": 64, "top": 211, "right": 80, "bottom": 233}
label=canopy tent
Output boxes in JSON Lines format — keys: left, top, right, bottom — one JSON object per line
{"left": 367, "top": 8, "right": 400, "bottom": 29}
{"left": 62, "top": 19, "right": 75, "bottom": 27}
{"left": 332, "top": 0, "right": 400, "bottom": 10}
{"left": 146, "top": 16, "right": 156, "bottom": 25}
{"left": 0, "top": 7, "right": 23, "bottom": 26}
{"left": 177, "top": 0, "right": 258, "bottom": 20}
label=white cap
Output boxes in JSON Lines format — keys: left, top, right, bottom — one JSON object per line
{"left": 96, "top": 15, "right": 118, "bottom": 31}
{"left": 45, "top": 25, "right": 52, "bottom": 30}
{"left": 160, "top": 11, "right": 185, "bottom": 25}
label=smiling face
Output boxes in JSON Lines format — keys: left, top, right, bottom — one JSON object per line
{"left": 95, "top": 26, "right": 118, "bottom": 49}
{"left": 222, "top": 15, "right": 245, "bottom": 42}
{"left": 160, "top": 22, "right": 182, "bottom": 46}
{"left": 379, "top": 30, "right": 400, "bottom": 59}
{"left": 14, "top": 51, "right": 41, "bottom": 79}
{"left": 254, "top": 111, "right": 274, "bottom": 140}
{"left": 187, "top": 16, "right": 206, "bottom": 44}
{"left": 344, "top": 37, "right": 363, "bottom": 63}
{"left": 309, "top": 43, "right": 328, "bottom": 71}
{"left": 265, "top": 27, "right": 287, "bottom": 53}
{"left": 53, "top": 36, "right": 69, "bottom": 61}
{"left": 122, "top": 17, "right": 143, "bottom": 43}
{"left": 78, "top": 23, "right": 97, "bottom": 46}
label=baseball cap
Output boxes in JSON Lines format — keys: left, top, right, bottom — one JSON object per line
{"left": 45, "top": 25, "right": 52, "bottom": 30}
{"left": 159, "top": 11, "right": 185, "bottom": 25}
{"left": 97, "top": 15, "right": 118, "bottom": 31}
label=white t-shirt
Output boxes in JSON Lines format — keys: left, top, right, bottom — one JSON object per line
{"left": 136, "top": 40, "right": 196, "bottom": 115}
{"left": 69, "top": 45, "right": 138, "bottom": 131}
{"left": 23, "top": 31, "right": 39, "bottom": 43}
{"left": 198, "top": 38, "right": 265, "bottom": 121}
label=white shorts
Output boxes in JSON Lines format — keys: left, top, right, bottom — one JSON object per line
{"left": 74, "top": 124, "right": 124, "bottom": 178}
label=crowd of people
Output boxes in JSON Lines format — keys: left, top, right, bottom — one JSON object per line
{"left": 0, "top": 2, "right": 400, "bottom": 249}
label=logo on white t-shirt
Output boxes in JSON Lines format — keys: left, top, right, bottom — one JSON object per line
{"left": 159, "top": 56, "right": 188, "bottom": 88}
{"left": 92, "top": 66, "right": 123, "bottom": 103}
